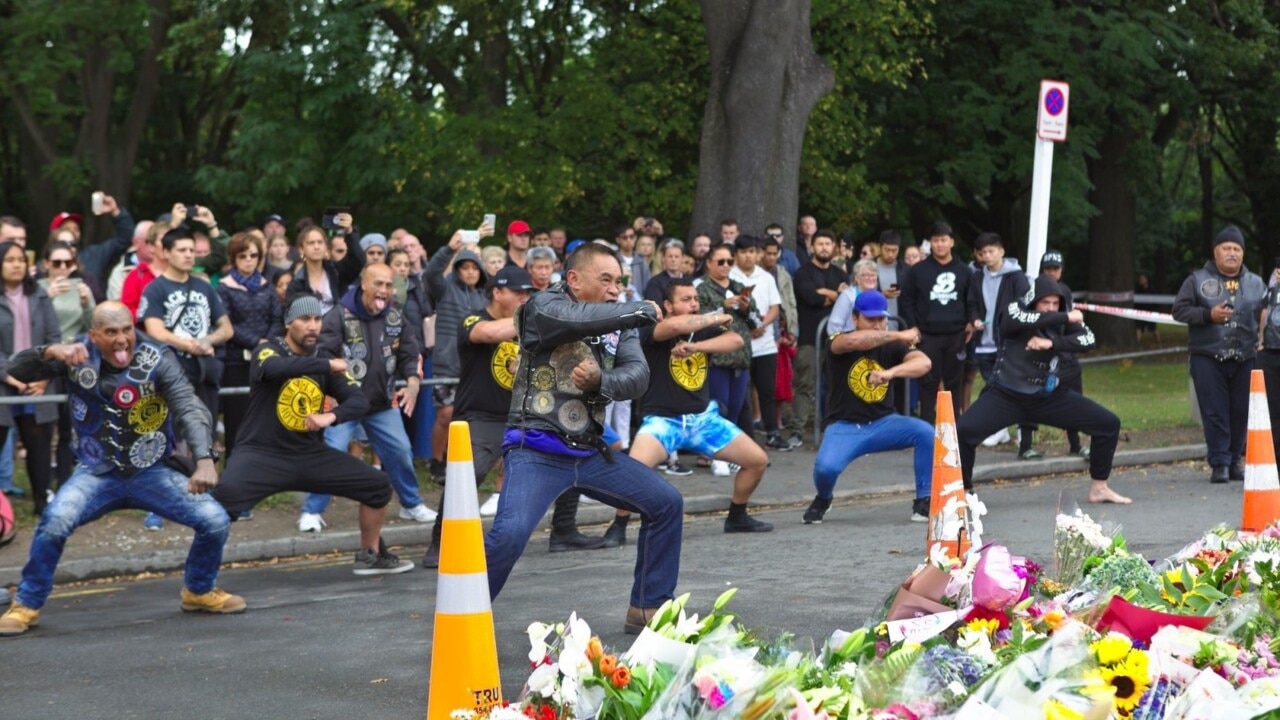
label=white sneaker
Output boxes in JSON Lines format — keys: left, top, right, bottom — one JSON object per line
{"left": 981, "top": 427, "right": 1011, "bottom": 447}
{"left": 399, "top": 504, "right": 439, "bottom": 522}
{"left": 478, "top": 493, "right": 501, "bottom": 517}
{"left": 298, "top": 512, "right": 326, "bottom": 533}
{"left": 711, "top": 460, "right": 731, "bottom": 477}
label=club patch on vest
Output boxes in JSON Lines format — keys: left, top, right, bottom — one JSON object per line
{"left": 128, "top": 395, "right": 168, "bottom": 434}
{"left": 129, "top": 432, "right": 168, "bottom": 468}
{"left": 1200, "top": 278, "right": 1223, "bottom": 300}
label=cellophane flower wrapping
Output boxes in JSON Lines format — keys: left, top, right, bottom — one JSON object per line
{"left": 640, "top": 624, "right": 769, "bottom": 720}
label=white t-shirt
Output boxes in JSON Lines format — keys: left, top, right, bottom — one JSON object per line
{"left": 730, "top": 265, "right": 781, "bottom": 357}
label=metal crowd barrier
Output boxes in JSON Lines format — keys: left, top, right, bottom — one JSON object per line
{"left": 0, "top": 376, "right": 460, "bottom": 406}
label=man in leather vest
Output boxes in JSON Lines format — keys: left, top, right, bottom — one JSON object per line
{"left": 1, "top": 302, "right": 242, "bottom": 636}
{"left": 484, "top": 242, "right": 683, "bottom": 635}
{"left": 1172, "top": 226, "right": 1267, "bottom": 483}
{"left": 956, "top": 277, "right": 1130, "bottom": 505}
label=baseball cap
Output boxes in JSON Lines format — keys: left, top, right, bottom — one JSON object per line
{"left": 49, "top": 212, "right": 83, "bottom": 233}
{"left": 490, "top": 265, "right": 535, "bottom": 291}
{"left": 565, "top": 239, "right": 586, "bottom": 254}
{"left": 1041, "top": 250, "right": 1064, "bottom": 268}
{"left": 262, "top": 213, "right": 285, "bottom": 226}
{"left": 854, "top": 290, "right": 889, "bottom": 318}
{"left": 507, "top": 220, "right": 532, "bottom": 235}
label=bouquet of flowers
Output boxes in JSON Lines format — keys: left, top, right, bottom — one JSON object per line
{"left": 1052, "top": 509, "right": 1122, "bottom": 590}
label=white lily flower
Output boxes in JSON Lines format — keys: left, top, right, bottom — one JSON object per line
{"left": 673, "top": 610, "right": 704, "bottom": 640}
{"left": 526, "top": 621, "right": 553, "bottom": 665}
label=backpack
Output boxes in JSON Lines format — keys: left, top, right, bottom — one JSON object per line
{"left": 0, "top": 491, "right": 15, "bottom": 547}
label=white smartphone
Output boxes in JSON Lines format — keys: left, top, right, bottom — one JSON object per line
{"left": 482, "top": 213, "right": 496, "bottom": 230}
{"left": 461, "top": 230, "right": 480, "bottom": 244}
{"left": 91, "top": 191, "right": 105, "bottom": 215}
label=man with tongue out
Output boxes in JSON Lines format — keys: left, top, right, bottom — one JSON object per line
{"left": 297, "top": 263, "right": 433, "bottom": 529}
{"left": 0, "top": 302, "right": 243, "bottom": 636}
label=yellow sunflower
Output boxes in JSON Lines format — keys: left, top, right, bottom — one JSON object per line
{"left": 1101, "top": 652, "right": 1150, "bottom": 717}
{"left": 1091, "top": 632, "right": 1134, "bottom": 666}
{"left": 1042, "top": 698, "right": 1084, "bottom": 720}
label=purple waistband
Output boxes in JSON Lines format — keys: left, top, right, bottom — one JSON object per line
{"left": 502, "top": 428, "right": 596, "bottom": 458}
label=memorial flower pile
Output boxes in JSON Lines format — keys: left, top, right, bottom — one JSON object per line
{"left": 457, "top": 514, "right": 1280, "bottom": 719}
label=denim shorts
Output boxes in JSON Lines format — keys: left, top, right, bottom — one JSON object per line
{"left": 637, "top": 401, "right": 741, "bottom": 457}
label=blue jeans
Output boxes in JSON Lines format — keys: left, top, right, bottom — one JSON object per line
{"left": 17, "top": 463, "right": 230, "bottom": 609}
{"left": 813, "top": 415, "right": 934, "bottom": 501}
{"left": 486, "top": 447, "right": 683, "bottom": 608}
{"left": 302, "top": 408, "right": 421, "bottom": 514}
{"left": 0, "top": 431, "right": 13, "bottom": 492}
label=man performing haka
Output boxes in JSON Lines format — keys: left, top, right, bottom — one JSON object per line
{"left": 605, "top": 278, "right": 773, "bottom": 546}
{"left": 1, "top": 302, "right": 241, "bottom": 636}
{"left": 212, "top": 294, "right": 414, "bottom": 575}
{"left": 484, "top": 242, "right": 684, "bottom": 635}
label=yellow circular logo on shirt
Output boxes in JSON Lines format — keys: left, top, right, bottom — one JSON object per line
{"left": 670, "top": 352, "right": 708, "bottom": 391}
{"left": 491, "top": 341, "right": 519, "bottom": 391}
{"left": 127, "top": 395, "right": 169, "bottom": 434}
{"left": 848, "top": 356, "right": 889, "bottom": 404}
{"left": 277, "top": 377, "right": 324, "bottom": 432}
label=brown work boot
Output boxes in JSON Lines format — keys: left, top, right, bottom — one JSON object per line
{"left": 0, "top": 601, "right": 39, "bottom": 637}
{"left": 624, "top": 606, "right": 660, "bottom": 636}
{"left": 180, "top": 587, "right": 247, "bottom": 614}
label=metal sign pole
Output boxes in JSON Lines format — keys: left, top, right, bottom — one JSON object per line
{"left": 1027, "top": 79, "right": 1070, "bottom": 279}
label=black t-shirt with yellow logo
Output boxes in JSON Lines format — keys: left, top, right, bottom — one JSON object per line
{"left": 639, "top": 324, "right": 721, "bottom": 418}
{"left": 823, "top": 342, "right": 908, "bottom": 428}
{"left": 237, "top": 337, "right": 368, "bottom": 452}
{"left": 455, "top": 309, "right": 520, "bottom": 422}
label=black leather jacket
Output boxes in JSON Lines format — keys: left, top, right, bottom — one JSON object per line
{"left": 507, "top": 283, "right": 657, "bottom": 441}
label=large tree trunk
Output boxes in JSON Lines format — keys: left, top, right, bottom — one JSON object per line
{"left": 690, "top": 0, "right": 833, "bottom": 239}
{"left": 1086, "top": 129, "right": 1138, "bottom": 349}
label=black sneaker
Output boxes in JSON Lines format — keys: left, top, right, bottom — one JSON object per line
{"left": 786, "top": 433, "right": 803, "bottom": 450}
{"left": 421, "top": 543, "right": 440, "bottom": 569}
{"left": 353, "top": 547, "right": 415, "bottom": 575}
{"left": 1211, "top": 465, "right": 1229, "bottom": 484}
{"left": 724, "top": 513, "right": 774, "bottom": 533}
{"left": 1230, "top": 460, "right": 1245, "bottom": 481}
{"left": 766, "top": 433, "right": 791, "bottom": 451}
{"left": 548, "top": 531, "right": 607, "bottom": 553}
{"left": 600, "top": 520, "right": 627, "bottom": 548}
{"left": 663, "top": 460, "right": 693, "bottom": 477}
{"left": 1018, "top": 449, "right": 1044, "bottom": 460}
{"left": 429, "top": 458, "right": 446, "bottom": 483}
{"left": 803, "top": 496, "right": 832, "bottom": 524}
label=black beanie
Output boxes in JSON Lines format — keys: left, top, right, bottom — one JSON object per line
{"left": 1215, "top": 225, "right": 1245, "bottom": 250}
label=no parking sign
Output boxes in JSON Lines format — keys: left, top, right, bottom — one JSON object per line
{"left": 1037, "top": 80, "right": 1070, "bottom": 142}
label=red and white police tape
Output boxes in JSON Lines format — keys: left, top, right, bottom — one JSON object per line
{"left": 1075, "top": 302, "right": 1184, "bottom": 326}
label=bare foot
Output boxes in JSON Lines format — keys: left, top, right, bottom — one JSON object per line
{"left": 1088, "top": 484, "right": 1132, "bottom": 505}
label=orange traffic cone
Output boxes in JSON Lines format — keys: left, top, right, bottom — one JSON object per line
{"left": 1242, "top": 370, "right": 1280, "bottom": 532}
{"left": 427, "top": 421, "right": 503, "bottom": 719}
{"left": 927, "top": 391, "right": 972, "bottom": 560}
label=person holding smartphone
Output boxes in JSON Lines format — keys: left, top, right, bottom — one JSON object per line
{"left": 39, "top": 241, "right": 94, "bottom": 493}
{"left": 1173, "top": 225, "right": 1267, "bottom": 484}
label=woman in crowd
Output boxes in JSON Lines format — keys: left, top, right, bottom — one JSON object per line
{"left": 217, "top": 233, "right": 280, "bottom": 463}
{"left": 287, "top": 219, "right": 364, "bottom": 316}
{"left": 38, "top": 241, "right": 94, "bottom": 493}
{"left": 696, "top": 243, "right": 757, "bottom": 475}
{"left": 272, "top": 270, "right": 293, "bottom": 304}
{"left": 266, "top": 234, "right": 293, "bottom": 274}
{"left": 481, "top": 245, "right": 506, "bottom": 279}
{"left": 827, "top": 259, "right": 883, "bottom": 336}
{"left": 0, "top": 242, "right": 60, "bottom": 514}
{"left": 636, "top": 233, "right": 655, "bottom": 273}
{"left": 424, "top": 229, "right": 490, "bottom": 478}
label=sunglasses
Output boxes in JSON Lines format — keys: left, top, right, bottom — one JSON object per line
{"left": 767, "top": 232, "right": 783, "bottom": 238}
{"left": 713, "top": 258, "right": 733, "bottom": 266}
{"left": 49, "top": 259, "right": 75, "bottom": 268}
{"left": 238, "top": 253, "right": 260, "bottom": 259}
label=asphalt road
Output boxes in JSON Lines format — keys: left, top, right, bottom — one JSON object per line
{"left": 0, "top": 460, "right": 1241, "bottom": 719}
